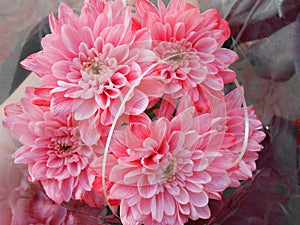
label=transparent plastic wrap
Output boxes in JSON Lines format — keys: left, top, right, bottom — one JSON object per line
{"left": 0, "top": 0, "right": 299, "bottom": 224}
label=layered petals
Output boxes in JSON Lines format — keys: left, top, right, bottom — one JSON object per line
{"left": 2, "top": 1, "right": 266, "bottom": 224}
{"left": 135, "top": 0, "right": 238, "bottom": 112}
{"left": 91, "top": 106, "right": 235, "bottom": 224}
{"left": 21, "top": 0, "right": 162, "bottom": 132}
{"left": 3, "top": 98, "right": 97, "bottom": 204}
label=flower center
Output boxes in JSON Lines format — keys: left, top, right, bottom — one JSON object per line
{"left": 84, "top": 59, "right": 107, "bottom": 77}
{"left": 163, "top": 160, "right": 176, "bottom": 181}
{"left": 50, "top": 129, "right": 78, "bottom": 155}
{"left": 52, "top": 139, "right": 74, "bottom": 155}
{"left": 167, "top": 53, "right": 184, "bottom": 66}
{"left": 57, "top": 143, "right": 72, "bottom": 153}
{"left": 155, "top": 41, "right": 187, "bottom": 68}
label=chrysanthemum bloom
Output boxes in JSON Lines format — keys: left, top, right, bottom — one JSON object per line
{"left": 3, "top": 96, "right": 97, "bottom": 204}
{"left": 150, "top": 94, "right": 235, "bottom": 201}
{"left": 145, "top": 89, "right": 265, "bottom": 199}
{"left": 218, "top": 88, "right": 266, "bottom": 185}
{"left": 135, "top": 0, "right": 238, "bottom": 112}
{"left": 21, "top": 0, "right": 163, "bottom": 144}
{"left": 91, "top": 107, "right": 237, "bottom": 225}
{"left": 173, "top": 89, "right": 265, "bottom": 197}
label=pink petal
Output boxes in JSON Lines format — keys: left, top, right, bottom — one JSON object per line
{"left": 110, "top": 184, "right": 137, "bottom": 199}
{"left": 163, "top": 193, "right": 175, "bottom": 216}
{"left": 50, "top": 94, "right": 73, "bottom": 116}
{"left": 174, "top": 187, "right": 189, "bottom": 204}
{"left": 138, "top": 184, "right": 158, "bottom": 198}
{"left": 78, "top": 113, "right": 101, "bottom": 145}
{"left": 42, "top": 179, "right": 64, "bottom": 203}
{"left": 189, "top": 191, "right": 209, "bottom": 208}
{"left": 47, "top": 157, "right": 63, "bottom": 168}
{"left": 73, "top": 98, "right": 98, "bottom": 120}
{"left": 195, "top": 205, "right": 211, "bottom": 220}
{"left": 137, "top": 79, "right": 164, "bottom": 99}
{"left": 129, "top": 123, "right": 151, "bottom": 140}
{"left": 125, "top": 89, "right": 149, "bottom": 115}
{"left": 60, "top": 177, "right": 74, "bottom": 201}
{"left": 61, "top": 24, "right": 81, "bottom": 54}
{"left": 67, "top": 162, "right": 81, "bottom": 177}
{"left": 30, "top": 161, "right": 48, "bottom": 180}
{"left": 136, "top": 0, "right": 158, "bottom": 20}
{"left": 154, "top": 193, "right": 164, "bottom": 222}
{"left": 137, "top": 197, "right": 152, "bottom": 214}
{"left": 52, "top": 60, "right": 74, "bottom": 79}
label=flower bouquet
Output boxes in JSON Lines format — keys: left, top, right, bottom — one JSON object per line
{"left": 2, "top": 0, "right": 268, "bottom": 224}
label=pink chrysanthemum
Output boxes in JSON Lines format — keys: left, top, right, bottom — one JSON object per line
{"left": 219, "top": 88, "right": 266, "bottom": 185}
{"left": 21, "top": 0, "right": 162, "bottom": 128}
{"left": 3, "top": 96, "right": 96, "bottom": 204}
{"left": 91, "top": 108, "right": 236, "bottom": 224}
{"left": 135, "top": 0, "right": 238, "bottom": 112}
{"left": 89, "top": 86, "right": 265, "bottom": 224}
{"left": 173, "top": 88, "right": 266, "bottom": 192}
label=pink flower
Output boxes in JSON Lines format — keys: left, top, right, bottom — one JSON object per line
{"left": 21, "top": 0, "right": 162, "bottom": 127}
{"left": 221, "top": 88, "right": 266, "bottom": 185}
{"left": 91, "top": 108, "right": 235, "bottom": 224}
{"left": 135, "top": 0, "right": 238, "bottom": 112}
{"left": 175, "top": 88, "right": 266, "bottom": 189}
{"left": 3, "top": 96, "right": 97, "bottom": 204}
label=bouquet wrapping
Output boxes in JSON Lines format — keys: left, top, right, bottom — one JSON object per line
{"left": 2, "top": 0, "right": 266, "bottom": 224}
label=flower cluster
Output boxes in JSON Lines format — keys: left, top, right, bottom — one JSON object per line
{"left": 2, "top": 0, "right": 265, "bottom": 224}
